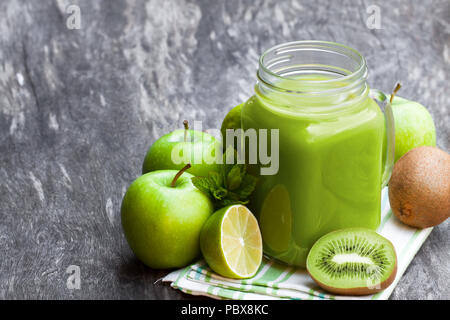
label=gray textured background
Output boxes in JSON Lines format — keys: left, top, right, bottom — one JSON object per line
{"left": 0, "top": 0, "right": 448, "bottom": 299}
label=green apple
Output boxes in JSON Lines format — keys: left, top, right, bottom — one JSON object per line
{"left": 142, "top": 121, "right": 221, "bottom": 176}
{"left": 121, "top": 165, "right": 214, "bottom": 269}
{"left": 220, "top": 103, "right": 243, "bottom": 141}
{"left": 391, "top": 96, "right": 436, "bottom": 162}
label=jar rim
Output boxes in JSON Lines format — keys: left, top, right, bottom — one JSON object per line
{"left": 258, "top": 40, "right": 368, "bottom": 94}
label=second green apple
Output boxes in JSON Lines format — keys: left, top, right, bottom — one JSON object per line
{"left": 143, "top": 121, "right": 222, "bottom": 177}
{"left": 391, "top": 96, "right": 436, "bottom": 162}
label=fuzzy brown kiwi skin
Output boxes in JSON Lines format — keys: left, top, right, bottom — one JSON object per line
{"left": 308, "top": 262, "right": 397, "bottom": 296}
{"left": 389, "top": 146, "right": 450, "bottom": 229}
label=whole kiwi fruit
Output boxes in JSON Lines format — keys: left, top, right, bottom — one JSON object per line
{"left": 388, "top": 146, "right": 450, "bottom": 228}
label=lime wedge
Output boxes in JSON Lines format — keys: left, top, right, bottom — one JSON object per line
{"left": 200, "top": 205, "right": 263, "bottom": 279}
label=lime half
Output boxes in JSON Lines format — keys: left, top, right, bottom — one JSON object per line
{"left": 200, "top": 205, "right": 263, "bottom": 279}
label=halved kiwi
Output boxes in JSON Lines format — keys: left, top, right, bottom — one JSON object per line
{"left": 306, "top": 228, "right": 397, "bottom": 296}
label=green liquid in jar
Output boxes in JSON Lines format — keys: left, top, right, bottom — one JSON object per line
{"left": 241, "top": 74, "right": 385, "bottom": 267}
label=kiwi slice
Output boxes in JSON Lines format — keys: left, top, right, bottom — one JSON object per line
{"left": 306, "top": 228, "right": 397, "bottom": 296}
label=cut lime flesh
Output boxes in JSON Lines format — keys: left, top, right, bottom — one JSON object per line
{"left": 200, "top": 205, "right": 263, "bottom": 279}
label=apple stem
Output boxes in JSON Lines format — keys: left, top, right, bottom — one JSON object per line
{"left": 170, "top": 163, "right": 191, "bottom": 187}
{"left": 390, "top": 83, "right": 402, "bottom": 104}
{"left": 183, "top": 120, "right": 189, "bottom": 143}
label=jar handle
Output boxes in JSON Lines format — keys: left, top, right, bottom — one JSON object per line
{"left": 369, "top": 89, "right": 395, "bottom": 188}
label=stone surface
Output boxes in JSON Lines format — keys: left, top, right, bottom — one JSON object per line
{"left": 0, "top": 0, "right": 448, "bottom": 299}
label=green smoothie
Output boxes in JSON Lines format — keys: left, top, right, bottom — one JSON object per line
{"left": 242, "top": 74, "right": 385, "bottom": 267}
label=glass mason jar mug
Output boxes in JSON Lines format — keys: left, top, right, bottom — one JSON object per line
{"left": 241, "top": 41, "right": 395, "bottom": 267}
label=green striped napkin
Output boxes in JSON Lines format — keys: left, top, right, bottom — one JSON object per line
{"left": 163, "top": 188, "right": 433, "bottom": 300}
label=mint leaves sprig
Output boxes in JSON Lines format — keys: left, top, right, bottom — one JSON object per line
{"left": 192, "top": 161, "right": 258, "bottom": 209}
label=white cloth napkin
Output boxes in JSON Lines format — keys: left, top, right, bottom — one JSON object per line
{"left": 163, "top": 188, "right": 433, "bottom": 300}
